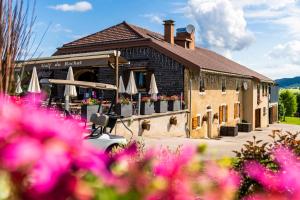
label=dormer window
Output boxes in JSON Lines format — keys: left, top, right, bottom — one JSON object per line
{"left": 221, "top": 79, "right": 226, "bottom": 92}
{"left": 199, "top": 79, "right": 205, "bottom": 93}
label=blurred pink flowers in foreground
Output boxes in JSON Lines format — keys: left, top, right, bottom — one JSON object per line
{"left": 3, "top": 95, "right": 300, "bottom": 200}
{"left": 0, "top": 96, "right": 108, "bottom": 199}
{"left": 0, "top": 95, "right": 242, "bottom": 200}
{"left": 244, "top": 147, "right": 300, "bottom": 200}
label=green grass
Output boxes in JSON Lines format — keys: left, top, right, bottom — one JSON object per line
{"left": 281, "top": 117, "right": 300, "bottom": 125}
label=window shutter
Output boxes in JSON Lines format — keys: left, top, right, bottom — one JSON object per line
{"left": 234, "top": 103, "right": 237, "bottom": 119}
{"left": 226, "top": 105, "right": 229, "bottom": 122}
{"left": 219, "top": 106, "right": 223, "bottom": 124}
{"left": 192, "top": 117, "right": 198, "bottom": 129}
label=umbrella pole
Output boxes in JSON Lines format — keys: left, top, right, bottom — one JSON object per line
{"left": 65, "top": 95, "right": 70, "bottom": 111}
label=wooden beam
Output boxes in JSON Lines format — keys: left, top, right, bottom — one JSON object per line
{"left": 115, "top": 51, "right": 119, "bottom": 104}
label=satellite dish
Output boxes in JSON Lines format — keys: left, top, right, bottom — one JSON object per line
{"left": 243, "top": 82, "right": 248, "bottom": 91}
{"left": 186, "top": 24, "right": 195, "bottom": 34}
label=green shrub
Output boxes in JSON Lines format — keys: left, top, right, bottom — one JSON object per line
{"left": 279, "top": 90, "right": 297, "bottom": 117}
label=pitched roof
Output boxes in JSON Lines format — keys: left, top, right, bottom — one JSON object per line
{"left": 64, "top": 22, "right": 142, "bottom": 47}
{"left": 58, "top": 21, "right": 272, "bottom": 82}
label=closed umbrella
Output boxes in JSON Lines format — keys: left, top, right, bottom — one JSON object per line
{"left": 126, "top": 71, "right": 138, "bottom": 102}
{"left": 118, "top": 76, "right": 126, "bottom": 94}
{"left": 64, "top": 67, "right": 77, "bottom": 111}
{"left": 28, "top": 67, "right": 41, "bottom": 93}
{"left": 148, "top": 74, "right": 158, "bottom": 100}
{"left": 15, "top": 75, "right": 23, "bottom": 94}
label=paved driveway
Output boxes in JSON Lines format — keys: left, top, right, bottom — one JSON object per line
{"left": 135, "top": 124, "right": 300, "bottom": 159}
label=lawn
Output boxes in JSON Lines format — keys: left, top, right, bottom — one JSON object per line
{"left": 281, "top": 117, "right": 300, "bottom": 125}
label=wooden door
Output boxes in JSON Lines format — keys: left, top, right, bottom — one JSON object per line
{"left": 255, "top": 109, "right": 261, "bottom": 128}
{"left": 207, "top": 111, "right": 212, "bottom": 138}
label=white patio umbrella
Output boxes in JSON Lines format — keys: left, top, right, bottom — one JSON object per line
{"left": 126, "top": 71, "right": 138, "bottom": 101}
{"left": 15, "top": 75, "right": 23, "bottom": 94}
{"left": 28, "top": 67, "right": 41, "bottom": 93}
{"left": 148, "top": 73, "right": 158, "bottom": 100}
{"left": 118, "top": 76, "right": 126, "bottom": 94}
{"left": 64, "top": 67, "right": 77, "bottom": 111}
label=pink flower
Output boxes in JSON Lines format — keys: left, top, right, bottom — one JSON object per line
{"left": 244, "top": 147, "right": 300, "bottom": 199}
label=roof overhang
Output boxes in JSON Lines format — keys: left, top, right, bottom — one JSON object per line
{"left": 15, "top": 50, "right": 129, "bottom": 71}
{"left": 42, "top": 79, "right": 117, "bottom": 90}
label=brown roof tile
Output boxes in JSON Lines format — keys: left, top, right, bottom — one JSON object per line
{"left": 63, "top": 22, "right": 142, "bottom": 47}
{"left": 57, "top": 22, "right": 273, "bottom": 82}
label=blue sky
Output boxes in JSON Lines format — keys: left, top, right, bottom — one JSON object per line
{"left": 28, "top": 0, "right": 300, "bottom": 79}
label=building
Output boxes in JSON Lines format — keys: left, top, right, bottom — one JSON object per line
{"left": 269, "top": 85, "right": 279, "bottom": 124}
{"left": 46, "top": 20, "right": 275, "bottom": 138}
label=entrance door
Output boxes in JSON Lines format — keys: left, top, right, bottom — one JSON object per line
{"left": 269, "top": 107, "right": 273, "bottom": 124}
{"left": 255, "top": 109, "right": 261, "bottom": 128}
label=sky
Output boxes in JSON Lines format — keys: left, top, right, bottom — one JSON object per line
{"left": 25, "top": 0, "right": 300, "bottom": 80}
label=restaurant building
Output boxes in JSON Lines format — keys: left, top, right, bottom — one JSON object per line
{"left": 27, "top": 20, "right": 277, "bottom": 138}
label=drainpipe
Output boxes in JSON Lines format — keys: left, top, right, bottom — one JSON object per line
{"left": 188, "top": 78, "right": 192, "bottom": 138}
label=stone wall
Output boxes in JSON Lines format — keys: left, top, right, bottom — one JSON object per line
{"left": 97, "top": 47, "right": 184, "bottom": 98}
{"left": 112, "top": 110, "right": 189, "bottom": 139}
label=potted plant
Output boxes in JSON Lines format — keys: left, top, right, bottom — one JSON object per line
{"left": 115, "top": 97, "right": 132, "bottom": 118}
{"left": 154, "top": 95, "right": 168, "bottom": 113}
{"left": 81, "top": 98, "right": 100, "bottom": 122}
{"left": 170, "top": 116, "right": 177, "bottom": 125}
{"left": 140, "top": 96, "right": 155, "bottom": 115}
{"left": 168, "top": 95, "right": 181, "bottom": 111}
{"left": 141, "top": 120, "right": 151, "bottom": 130}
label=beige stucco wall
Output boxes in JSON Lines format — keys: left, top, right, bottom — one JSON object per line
{"left": 252, "top": 81, "right": 269, "bottom": 129}
{"left": 184, "top": 67, "right": 270, "bottom": 138}
{"left": 112, "top": 110, "right": 189, "bottom": 139}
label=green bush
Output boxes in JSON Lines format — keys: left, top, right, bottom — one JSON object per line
{"left": 279, "top": 90, "right": 297, "bottom": 117}
{"left": 278, "top": 102, "right": 286, "bottom": 121}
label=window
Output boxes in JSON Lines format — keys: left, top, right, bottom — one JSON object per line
{"left": 263, "top": 107, "right": 266, "bottom": 116}
{"left": 236, "top": 81, "right": 240, "bottom": 92}
{"left": 134, "top": 71, "right": 148, "bottom": 90}
{"left": 234, "top": 103, "right": 240, "bottom": 119}
{"left": 125, "top": 69, "right": 151, "bottom": 91}
{"left": 221, "top": 79, "right": 226, "bottom": 93}
{"left": 219, "top": 105, "right": 228, "bottom": 124}
{"left": 197, "top": 114, "right": 202, "bottom": 128}
{"left": 265, "top": 85, "right": 269, "bottom": 96}
{"left": 199, "top": 79, "right": 205, "bottom": 93}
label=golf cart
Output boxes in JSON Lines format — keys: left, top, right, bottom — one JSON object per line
{"left": 41, "top": 79, "right": 129, "bottom": 152}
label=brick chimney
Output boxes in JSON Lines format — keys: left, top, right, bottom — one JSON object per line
{"left": 163, "top": 20, "right": 175, "bottom": 45}
{"left": 174, "top": 25, "right": 195, "bottom": 50}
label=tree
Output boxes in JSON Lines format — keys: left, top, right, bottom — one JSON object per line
{"left": 296, "top": 93, "right": 300, "bottom": 117}
{"left": 278, "top": 102, "right": 286, "bottom": 121}
{"left": 0, "top": 0, "right": 35, "bottom": 94}
{"left": 279, "top": 90, "right": 297, "bottom": 117}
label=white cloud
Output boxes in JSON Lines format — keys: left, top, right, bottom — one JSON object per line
{"left": 51, "top": 24, "right": 72, "bottom": 33}
{"left": 50, "top": 1, "right": 92, "bottom": 12}
{"left": 186, "top": 0, "right": 254, "bottom": 54}
{"left": 142, "top": 14, "right": 163, "bottom": 24}
{"left": 259, "top": 63, "right": 300, "bottom": 79}
{"left": 269, "top": 40, "right": 300, "bottom": 65}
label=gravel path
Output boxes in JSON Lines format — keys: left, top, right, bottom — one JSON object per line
{"left": 135, "top": 124, "right": 300, "bottom": 159}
